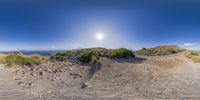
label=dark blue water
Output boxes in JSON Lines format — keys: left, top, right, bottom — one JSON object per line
{"left": 0, "top": 50, "right": 68, "bottom": 56}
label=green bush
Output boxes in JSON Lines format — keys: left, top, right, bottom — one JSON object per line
{"left": 67, "top": 47, "right": 111, "bottom": 58}
{"left": 55, "top": 52, "right": 69, "bottom": 57}
{"left": 77, "top": 51, "right": 100, "bottom": 64}
{"left": 137, "top": 45, "right": 185, "bottom": 56}
{"left": 109, "top": 48, "right": 135, "bottom": 59}
{"left": 50, "top": 52, "right": 69, "bottom": 61}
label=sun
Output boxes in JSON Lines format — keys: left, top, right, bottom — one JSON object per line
{"left": 95, "top": 32, "right": 104, "bottom": 40}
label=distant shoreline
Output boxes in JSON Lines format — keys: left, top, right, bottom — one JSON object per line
{"left": 0, "top": 50, "right": 68, "bottom": 56}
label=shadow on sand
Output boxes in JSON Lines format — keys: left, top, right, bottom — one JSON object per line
{"left": 85, "top": 57, "right": 146, "bottom": 80}
{"left": 87, "top": 63, "right": 102, "bottom": 79}
{"left": 114, "top": 57, "right": 146, "bottom": 64}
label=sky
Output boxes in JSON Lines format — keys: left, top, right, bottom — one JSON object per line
{"left": 0, "top": 0, "right": 200, "bottom": 51}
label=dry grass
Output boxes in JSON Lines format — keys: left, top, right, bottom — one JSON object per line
{"left": 0, "top": 52, "right": 43, "bottom": 67}
{"left": 185, "top": 51, "right": 200, "bottom": 63}
{"left": 137, "top": 45, "right": 185, "bottom": 56}
{"left": 0, "top": 54, "right": 7, "bottom": 64}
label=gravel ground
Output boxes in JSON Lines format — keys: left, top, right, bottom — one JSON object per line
{"left": 0, "top": 53, "right": 200, "bottom": 100}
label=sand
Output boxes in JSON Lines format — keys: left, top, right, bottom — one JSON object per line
{"left": 0, "top": 53, "right": 200, "bottom": 100}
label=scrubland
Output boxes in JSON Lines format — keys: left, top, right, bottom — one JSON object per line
{"left": 0, "top": 46, "right": 200, "bottom": 100}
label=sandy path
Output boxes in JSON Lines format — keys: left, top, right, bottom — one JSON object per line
{"left": 88, "top": 53, "right": 200, "bottom": 99}
{"left": 0, "top": 65, "right": 27, "bottom": 100}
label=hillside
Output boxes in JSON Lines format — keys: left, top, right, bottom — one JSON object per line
{"left": 0, "top": 47, "right": 200, "bottom": 99}
{"left": 136, "top": 45, "right": 185, "bottom": 56}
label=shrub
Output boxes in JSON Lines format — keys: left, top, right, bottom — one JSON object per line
{"left": 55, "top": 52, "right": 69, "bottom": 57}
{"left": 3, "top": 53, "right": 41, "bottom": 67}
{"left": 109, "top": 48, "right": 135, "bottom": 59}
{"left": 189, "top": 52, "right": 199, "bottom": 56}
{"left": 77, "top": 51, "right": 100, "bottom": 64}
{"left": 185, "top": 51, "right": 200, "bottom": 63}
{"left": 68, "top": 47, "right": 111, "bottom": 58}
{"left": 137, "top": 45, "right": 185, "bottom": 56}
{"left": 191, "top": 56, "right": 200, "bottom": 63}
{"left": 50, "top": 52, "right": 69, "bottom": 61}
{"left": 0, "top": 54, "right": 7, "bottom": 64}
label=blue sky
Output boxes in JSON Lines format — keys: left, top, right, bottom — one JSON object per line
{"left": 0, "top": 0, "right": 200, "bottom": 51}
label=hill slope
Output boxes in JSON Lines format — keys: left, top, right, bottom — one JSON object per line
{"left": 136, "top": 45, "right": 185, "bottom": 56}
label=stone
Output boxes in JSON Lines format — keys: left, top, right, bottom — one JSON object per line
{"left": 18, "top": 81, "right": 25, "bottom": 86}
{"left": 30, "top": 72, "right": 34, "bottom": 76}
{"left": 26, "top": 83, "right": 33, "bottom": 87}
{"left": 65, "top": 64, "right": 69, "bottom": 67}
{"left": 39, "top": 71, "right": 44, "bottom": 75}
{"left": 81, "top": 82, "right": 91, "bottom": 89}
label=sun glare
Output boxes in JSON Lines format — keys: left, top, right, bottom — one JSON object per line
{"left": 95, "top": 32, "right": 104, "bottom": 40}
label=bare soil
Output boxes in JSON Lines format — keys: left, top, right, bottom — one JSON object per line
{"left": 1, "top": 53, "right": 200, "bottom": 100}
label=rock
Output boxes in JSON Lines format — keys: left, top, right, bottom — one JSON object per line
{"left": 47, "top": 77, "right": 50, "bottom": 80}
{"left": 65, "top": 64, "right": 69, "bottom": 67}
{"left": 25, "top": 83, "right": 33, "bottom": 87}
{"left": 22, "top": 71, "right": 25, "bottom": 75}
{"left": 14, "top": 77, "right": 21, "bottom": 80}
{"left": 18, "top": 81, "right": 25, "bottom": 86}
{"left": 81, "top": 82, "right": 91, "bottom": 89}
{"left": 51, "top": 78, "right": 56, "bottom": 81}
{"left": 15, "top": 69, "right": 20, "bottom": 74}
{"left": 69, "top": 73, "right": 82, "bottom": 78}
{"left": 30, "top": 72, "right": 34, "bottom": 76}
{"left": 28, "top": 83, "right": 33, "bottom": 87}
{"left": 47, "top": 91, "right": 52, "bottom": 94}
{"left": 51, "top": 75, "right": 57, "bottom": 81}
{"left": 39, "top": 71, "right": 44, "bottom": 75}
{"left": 68, "top": 67, "right": 72, "bottom": 71}
{"left": 59, "top": 69, "right": 63, "bottom": 72}
{"left": 18, "top": 81, "right": 33, "bottom": 87}
{"left": 48, "top": 70, "right": 53, "bottom": 73}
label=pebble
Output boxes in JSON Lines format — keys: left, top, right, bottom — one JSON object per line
{"left": 18, "top": 81, "right": 25, "bottom": 86}
{"left": 81, "top": 82, "right": 92, "bottom": 89}
{"left": 39, "top": 71, "right": 44, "bottom": 75}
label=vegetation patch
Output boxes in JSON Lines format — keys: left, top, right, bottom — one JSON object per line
{"left": 77, "top": 51, "right": 100, "bottom": 64}
{"left": 68, "top": 47, "right": 111, "bottom": 58}
{"left": 137, "top": 45, "right": 185, "bottom": 56}
{"left": 185, "top": 51, "right": 200, "bottom": 63}
{"left": 54, "top": 48, "right": 135, "bottom": 63}
{"left": 50, "top": 52, "right": 69, "bottom": 61}
{"left": 0, "top": 54, "right": 7, "bottom": 64}
{"left": 0, "top": 52, "right": 42, "bottom": 67}
{"left": 109, "top": 48, "right": 135, "bottom": 59}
